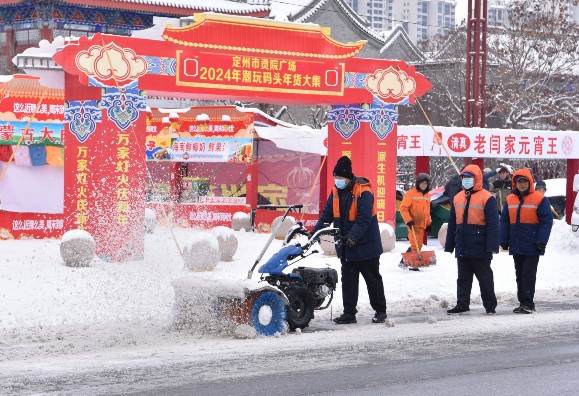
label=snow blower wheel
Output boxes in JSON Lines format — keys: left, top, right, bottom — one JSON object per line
{"left": 245, "top": 206, "right": 341, "bottom": 335}
{"left": 250, "top": 291, "right": 287, "bottom": 336}
{"left": 283, "top": 284, "right": 314, "bottom": 331}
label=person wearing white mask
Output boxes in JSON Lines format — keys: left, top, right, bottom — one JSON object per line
{"left": 444, "top": 164, "right": 500, "bottom": 315}
{"left": 311, "top": 156, "right": 386, "bottom": 325}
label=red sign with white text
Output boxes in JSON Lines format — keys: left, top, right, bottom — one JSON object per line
{"left": 398, "top": 125, "right": 578, "bottom": 159}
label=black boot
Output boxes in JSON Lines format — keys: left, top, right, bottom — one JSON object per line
{"left": 372, "top": 312, "right": 387, "bottom": 323}
{"left": 333, "top": 313, "right": 357, "bottom": 324}
{"left": 447, "top": 306, "right": 470, "bottom": 315}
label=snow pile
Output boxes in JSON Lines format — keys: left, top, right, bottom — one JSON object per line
{"left": 182, "top": 232, "right": 220, "bottom": 271}
{"left": 211, "top": 226, "right": 238, "bottom": 262}
{"left": 271, "top": 215, "right": 296, "bottom": 239}
{"left": 379, "top": 223, "right": 396, "bottom": 252}
{"left": 59, "top": 229, "right": 95, "bottom": 267}
{"left": 544, "top": 219, "right": 579, "bottom": 249}
{"left": 232, "top": 211, "right": 251, "bottom": 231}
{"left": 543, "top": 178, "right": 567, "bottom": 198}
{"left": 171, "top": 274, "right": 264, "bottom": 335}
{"left": 1, "top": 218, "right": 579, "bottom": 363}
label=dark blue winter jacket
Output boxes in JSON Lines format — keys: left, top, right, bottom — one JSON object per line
{"left": 313, "top": 177, "right": 383, "bottom": 262}
{"left": 444, "top": 165, "right": 500, "bottom": 259}
{"left": 499, "top": 169, "right": 553, "bottom": 256}
{"left": 482, "top": 169, "right": 497, "bottom": 191}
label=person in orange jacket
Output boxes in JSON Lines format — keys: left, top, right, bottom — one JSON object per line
{"left": 399, "top": 173, "right": 432, "bottom": 270}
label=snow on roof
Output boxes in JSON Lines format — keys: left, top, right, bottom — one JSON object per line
{"left": 380, "top": 24, "right": 426, "bottom": 62}
{"left": 130, "top": 17, "right": 180, "bottom": 40}
{"left": 289, "top": 0, "right": 384, "bottom": 44}
{"left": 62, "top": 0, "right": 271, "bottom": 15}
{"left": 0, "top": 74, "right": 63, "bottom": 99}
{"left": 270, "top": 0, "right": 312, "bottom": 20}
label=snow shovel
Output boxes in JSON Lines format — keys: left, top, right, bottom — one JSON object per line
{"left": 401, "top": 225, "right": 436, "bottom": 268}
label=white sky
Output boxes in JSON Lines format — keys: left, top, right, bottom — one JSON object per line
{"left": 270, "top": 0, "right": 469, "bottom": 26}
{"left": 455, "top": 0, "right": 469, "bottom": 25}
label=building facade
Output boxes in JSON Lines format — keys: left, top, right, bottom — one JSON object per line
{"left": 487, "top": 0, "right": 579, "bottom": 28}
{"left": 0, "top": 0, "right": 271, "bottom": 74}
{"left": 345, "top": 0, "right": 456, "bottom": 43}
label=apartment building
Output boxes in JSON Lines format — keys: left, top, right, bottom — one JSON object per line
{"left": 346, "top": 0, "right": 456, "bottom": 43}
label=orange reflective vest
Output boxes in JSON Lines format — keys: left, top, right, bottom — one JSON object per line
{"left": 505, "top": 192, "right": 542, "bottom": 225}
{"left": 454, "top": 189, "right": 493, "bottom": 225}
{"left": 332, "top": 181, "right": 377, "bottom": 221}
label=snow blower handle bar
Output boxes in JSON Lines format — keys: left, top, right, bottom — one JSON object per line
{"left": 247, "top": 204, "right": 304, "bottom": 280}
{"left": 303, "top": 227, "right": 340, "bottom": 250}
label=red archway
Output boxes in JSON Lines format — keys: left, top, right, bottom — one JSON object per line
{"left": 52, "top": 13, "right": 432, "bottom": 261}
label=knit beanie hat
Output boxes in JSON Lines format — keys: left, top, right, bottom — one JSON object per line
{"left": 333, "top": 156, "right": 354, "bottom": 179}
{"left": 535, "top": 180, "right": 547, "bottom": 190}
{"left": 416, "top": 173, "right": 430, "bottom": 183}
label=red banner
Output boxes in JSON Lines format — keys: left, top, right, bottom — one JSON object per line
{"left": 0, "top": 212, "right": 65, "bottom": 240}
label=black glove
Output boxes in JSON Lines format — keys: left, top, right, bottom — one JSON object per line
{"left": 344, "top": 236, "right": 357, "bottom": 247}
{"left": 536, "top": 243, "right": 546, "bottom": 254}
{"left": 406, "top": 220, "right": 415, "bottom": 228}
{"left": 500, "top": 244, "right": 509, "bottom": 251}
{"left": 425, "top": 224, "right": 432, "bottom": 234}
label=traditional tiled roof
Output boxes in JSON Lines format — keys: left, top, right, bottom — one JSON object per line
{"left": 0, "top": 0, "right": 271, "bottom": 17}
{"left": 290, "top": 0, "right": 386, "bottom": 44}
{"left": 60, "top": 0, "right": 271, "bottom": 16}
{"left": 0, "top": 74, "right": 64, "bottom": 100}
{"left": 380, "top": 25, "right": 426, "bottom": 62}
{"left": 163, "top": 13, "right": 365, "bottom": 59}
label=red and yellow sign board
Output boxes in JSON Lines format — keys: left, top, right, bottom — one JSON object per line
{"left": 176, "top": 51, "right": 345, "bottom": 97}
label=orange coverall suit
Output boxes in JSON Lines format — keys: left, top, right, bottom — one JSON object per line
{"left": 400, "top": 189, "right": 432, "bottom": 252}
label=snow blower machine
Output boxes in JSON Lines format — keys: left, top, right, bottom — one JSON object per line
{"left": 172, "top": 204, "right": 340, "bottom": 337}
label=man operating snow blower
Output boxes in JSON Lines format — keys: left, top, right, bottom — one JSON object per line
{"left": 311, "top": 156, "right": 387, "bottom": 325}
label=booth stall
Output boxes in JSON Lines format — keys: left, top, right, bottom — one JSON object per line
{"left": 0, "top": 75, "right": 65, "bottom": 239}
{"left": 0, "top": 84, "right": 326, "bottom": 240}
{"left": 144, "top": 106, "right": 326, "bottom": 230}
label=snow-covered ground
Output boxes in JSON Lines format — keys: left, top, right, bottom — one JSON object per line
{"left": 1, "top": 219, "right": 579, "bottom": 372}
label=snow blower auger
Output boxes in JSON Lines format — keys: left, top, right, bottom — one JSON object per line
{"left": 400, "top": 225, "right": 437, "bottom": 269}
{"left": 246, "top": 204, "right": 340, "bottom": 332}
{"left": 172, "top": 204, "right": 339, "bottom": 337}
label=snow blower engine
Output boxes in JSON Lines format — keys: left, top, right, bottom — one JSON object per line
{"left": 256, "top": 222, "right": 340, "bottom": 331}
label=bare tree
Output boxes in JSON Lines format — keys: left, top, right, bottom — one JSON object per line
{"left": 487, "top": 0, "right": 579, "bottom": 130}
{"left": 405, "top": 26, "right": 469, "bottom": 129}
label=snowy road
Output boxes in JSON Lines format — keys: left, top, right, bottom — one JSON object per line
{"left": 2, "top": 224, "right": 579, "bottom": 394}
{"left": 2, "top": 305, "right": 579, "bottom": 395}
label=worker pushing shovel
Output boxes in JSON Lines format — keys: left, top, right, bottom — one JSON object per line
{"left": 399, "top": 173, "right": 436, "bottom": 270}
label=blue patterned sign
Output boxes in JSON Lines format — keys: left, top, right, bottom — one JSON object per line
{"left": 65, "top": 101, "right": 102, "bottom": 143}
{"left": 99, "top": 80, "right": 146, "bottom": 131}
{"left": 328, "top": 103, "right": 398, "bottom": 140}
